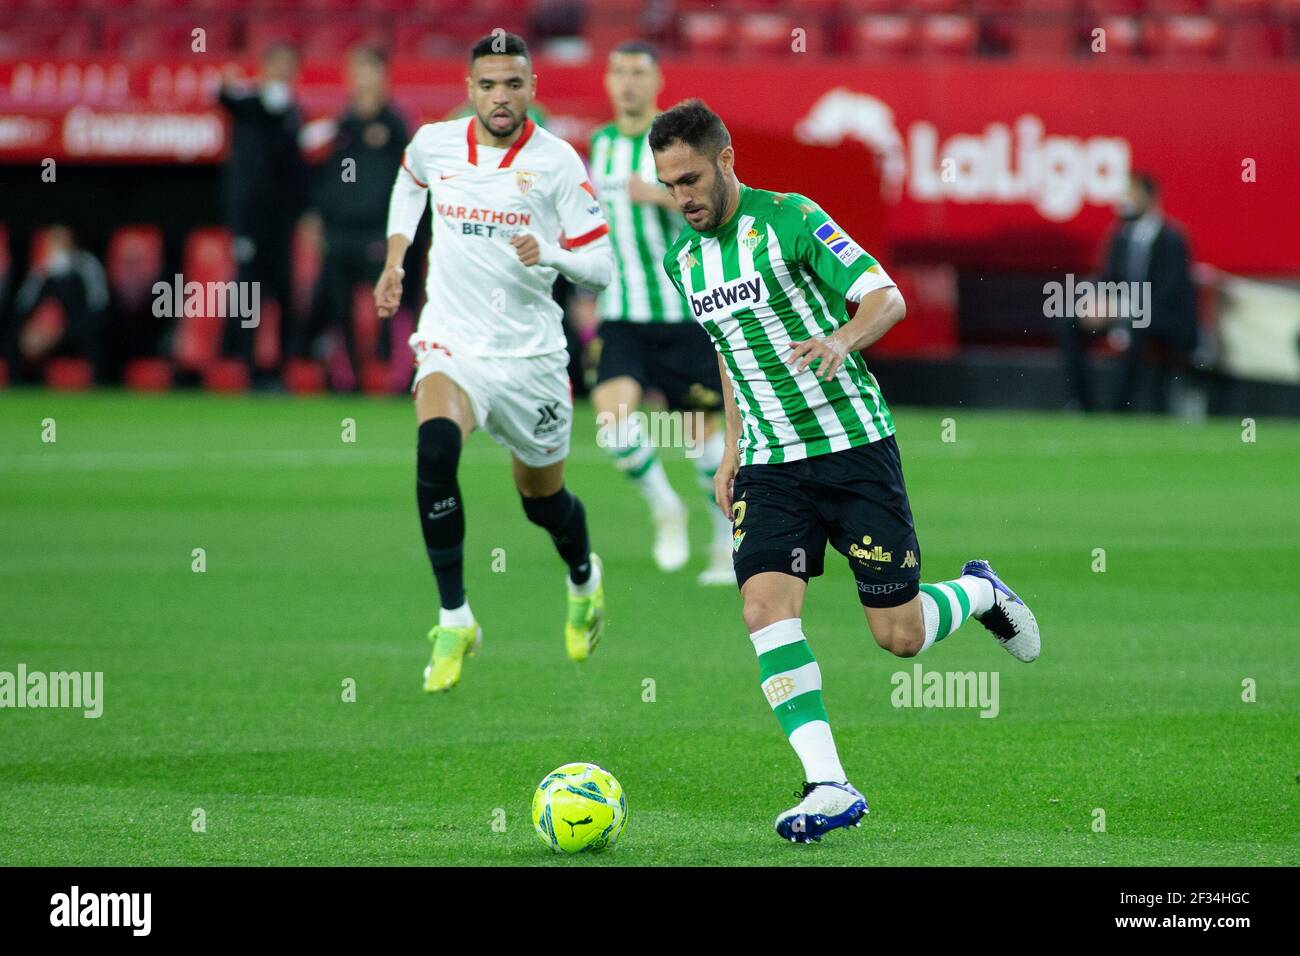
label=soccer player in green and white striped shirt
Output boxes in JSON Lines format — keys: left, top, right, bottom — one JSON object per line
{"left": 587, "top": 43, "right": 734, "bottom": 584}
{"left": 650, "top": 100, "right": 1043, "bottom": 844}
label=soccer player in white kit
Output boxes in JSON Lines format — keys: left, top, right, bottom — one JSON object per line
{"left": 375, "top": 34, "right": 614, "bottom": 692}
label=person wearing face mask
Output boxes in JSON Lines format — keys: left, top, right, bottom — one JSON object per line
{"left": 10, "top": 225, "right": 109, "bottom": 382}
{"left": 1059, "top": 172, "right": 1198, "bottom": 413}
{"left": 216, "top": 40, "right": 308, "bottom": 389}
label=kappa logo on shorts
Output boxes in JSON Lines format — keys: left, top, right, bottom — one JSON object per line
{"left": 533, "top": 401, "right": 566, "bottom": 437}
{"left": 901, "top": 550, "right": 918, "bottom": 569}
{"left": 857, "top": 581, "right": 909, "bottom": 595}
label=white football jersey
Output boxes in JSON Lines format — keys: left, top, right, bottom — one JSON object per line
{"left": 399, "top": 117, "right": 609, "bottom": 357}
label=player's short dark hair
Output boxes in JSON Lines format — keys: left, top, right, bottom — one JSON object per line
{"left": 610, "top": 40, "right": 659, "bottom": 64}
{"left": 648, "top": 99, "right": 731, "bottom": 159}
{"left": 469, "top": 31, "right": 531, "bottom": 65}
{"left": 1131, "top": 171, "right": 1159, "bottom": 199}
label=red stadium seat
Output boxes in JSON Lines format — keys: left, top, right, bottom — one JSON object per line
{"left": 1211, "top": 0, "right": 1270, "bottom": 11}
{"left": 1155, "top": 15, "right": 1226, "bottom": 59}
{"left": 855, "top": 15, "right": 921, "bottom": 56}
{"left": 1001, "top": 20, "right": 1078, "bottom": 57}
{"left": 1096, "top": 15, "right": 1146, "bottom": 55}
{"left": 1146, "top": 0, "right": 1208, "bottom": 12}
{"left": 681, "top": 13, "right": 732, "bottom": 58}
{"left": 283, "top": 359, "right": 327, "bottom": 394}
{"left": 919, "top": 14, "right": 981, "bottom": 56}
{"left": 361, "top": 361, "right": 391, "bottom": 395}
{"left": 1224, "top": 22, "right": 1286, "bottom": 59}
{"left": 124, "top": 359, "right": 174, "bottom": 392}
{"left": 0, "top": 21, "right": 94, "bottom": 58}
{"left": 245, "top": 19, "right": 307, "bottom": 55}
{"left": 175, "top": 227, "right": 234, "bottom": 373}
{"left": 46, "top": 358, "right": 94, "bottom": 391}
{"left": 843, "top": 0, "right": 908, "bottom": 12}
{"left": 202, "top": 360, "right": 250, "bottom": 393}
{"left": 738, "top": 13, "right": 800, "bottom": 56}
{"left": 301, "top": 23, "right": 389, "bottom": 59}
{"left": 915, "top": 0, "right": 972, "bottom": 11}
{"left": 1082, "top": 0, "right": 1145, "bottom": 13}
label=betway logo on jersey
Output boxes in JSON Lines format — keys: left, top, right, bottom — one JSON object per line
{"left": 689, "top": 275, "right": 767, "bottom": 317}
{"left": 796, "top": 88, "right": 1130, "bottom": 222}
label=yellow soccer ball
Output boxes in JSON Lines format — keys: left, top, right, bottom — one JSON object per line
{"left": 531, "top": 762, "right": 627, "bottom": 854}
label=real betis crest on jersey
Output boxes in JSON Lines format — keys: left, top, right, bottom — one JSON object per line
{"left": 662, "top": 185, "right": 896, "bottom": 467}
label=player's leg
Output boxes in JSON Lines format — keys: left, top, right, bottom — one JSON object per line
{"left": 654, "top": 320, "right": 732, "bottom": 583}
{"left": 490, "top": 349, "right": 603, "bottom": 661}
{"left": 513, "top": 456, "right": 604, "bottom": 662}
{"left": 415, "top": 368, "right": 482, "bottom": 692}
{"left": 830, "top": 437, "right": 1040, "bottom": 662}
{"left": 591, "top": 322, "right": 687, "bottom": 571}
{"left": 732, "top": 466, "right": 868, "bottom": 843}
{"left": 691, "top": 411, "right": 734, "bottom": 584}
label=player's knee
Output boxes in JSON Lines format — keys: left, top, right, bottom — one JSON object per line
{"left": 417, "top": 418, "right": 462, "bottom": 478}
{"left": 869, "top": 616, "right": 924, "bottom": 657}
{"left": 742, "top": 594, "right": 795, "bottom": 634}
{"left": 521, "top": 487, "right": 579, "bottom": 529}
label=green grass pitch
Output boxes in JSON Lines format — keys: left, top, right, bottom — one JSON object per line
{"left": 1, "top": 391, "right": 1296, "bottom": 866}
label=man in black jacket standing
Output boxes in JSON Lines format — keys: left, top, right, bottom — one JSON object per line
{"left": 299, "top": 45, "right": 408, "bottom": 390}
{"left": 1061, "top": 172, "right": 1198, "bottom": 413}
{"left": 217, "top": 40, "right": 307, "bottom": 387}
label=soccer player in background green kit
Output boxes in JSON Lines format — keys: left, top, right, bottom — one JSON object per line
{"left": 650, "top": 100, "right": 1043, "bottom": 843}
{"left": 587, "top": 43, "right": 734, "bottom": 584}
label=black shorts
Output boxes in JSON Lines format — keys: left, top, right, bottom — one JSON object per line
{"left": 594, "top": 320, "right": 723, "bottom": 411}
{"left": 730, "top": 437, "right": 921, "bottom": 608}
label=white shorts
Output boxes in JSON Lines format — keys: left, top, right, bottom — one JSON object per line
{"left": 410, "top": 335, "right": 572, "bottom": 468}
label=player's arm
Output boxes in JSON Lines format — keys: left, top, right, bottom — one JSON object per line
{"left": 714, "top": 352, "right": 742, "bottom": 517}
{"left": 375, "top": 137, "right": 430, "bottom": 319}
{"left": 783, "top": 197, "right": 905, "bottom": 380}
{"left": 510, "top": 150, "right": 613, "bottom": 290}
{"left": 510, "top": 232, "right": 613, "bottom": 291}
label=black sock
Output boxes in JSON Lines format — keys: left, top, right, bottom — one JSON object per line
{"left": 417, "top": 418, "right": 466, "bottom": 609}
{"left": 521, "top": 488, "right": 592, "bottom": 585}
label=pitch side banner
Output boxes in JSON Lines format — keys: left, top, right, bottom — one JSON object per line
{"left": 1, "top": 58, "right": 1297, "bottom": 272}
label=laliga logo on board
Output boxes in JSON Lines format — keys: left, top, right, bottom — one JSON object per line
{"left": 795, "top": 88, "right": 1130, "bottom": 222}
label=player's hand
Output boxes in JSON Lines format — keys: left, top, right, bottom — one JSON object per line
{"left": 714, "top": 443, "right": 740, "bottom": 518}
{"left": 374, "top": 265, "right": 403, "bottom": 319}
{"left": 786, "top": 334, "right": 850, "bottom": 381}
{"left": 509, "top": 232, "right": 542, "bottom": 267}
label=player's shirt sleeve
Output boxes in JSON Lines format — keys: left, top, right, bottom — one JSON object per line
{"left": 556, "top": 148, "right": 609, "bottom": 250}
{"left": 399, "top": 127, "right": 430, "bottom": 188}
{"left": 387, "top": 127, "right": 432, "bottom": 241}
{"left": 662, "top": 246, "right": 685, "bottom": 300}
{"left": 786, "top": 194, "right": 896, "bottom": 302}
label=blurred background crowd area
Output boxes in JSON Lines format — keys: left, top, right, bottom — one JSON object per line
{"left": 5, "top": 0, "right": 1300, "bottom": 64}
{"left": 1, "top": 0, "right": 1298, "bottom": 415}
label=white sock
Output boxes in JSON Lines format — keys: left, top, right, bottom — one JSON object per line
{"left": 694, "top": 431, "right": 732, "bottom": 552}
{"left": 749, "top": 618, "right": 847, "bottom": 784}
{"left": 603, "top": 413, "right": 681, "bottom": 514}
{"left": 788, "top": 721, "right": 848, "bottom": 785}
{"left": 568, "top": 557, "right": 601, "bottom": 597}
{"left": 916, "top": 576, "right": 994, "bottom": 653}
{"left": 439, "top": 601, "right": 474, "bottom": 628}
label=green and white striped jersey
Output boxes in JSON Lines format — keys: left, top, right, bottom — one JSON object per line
{"left": 589, "top": 123, "right": 691, "bottom": 323}
{"left": 663, "top": 184, "right": 897, "bottom": 466}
